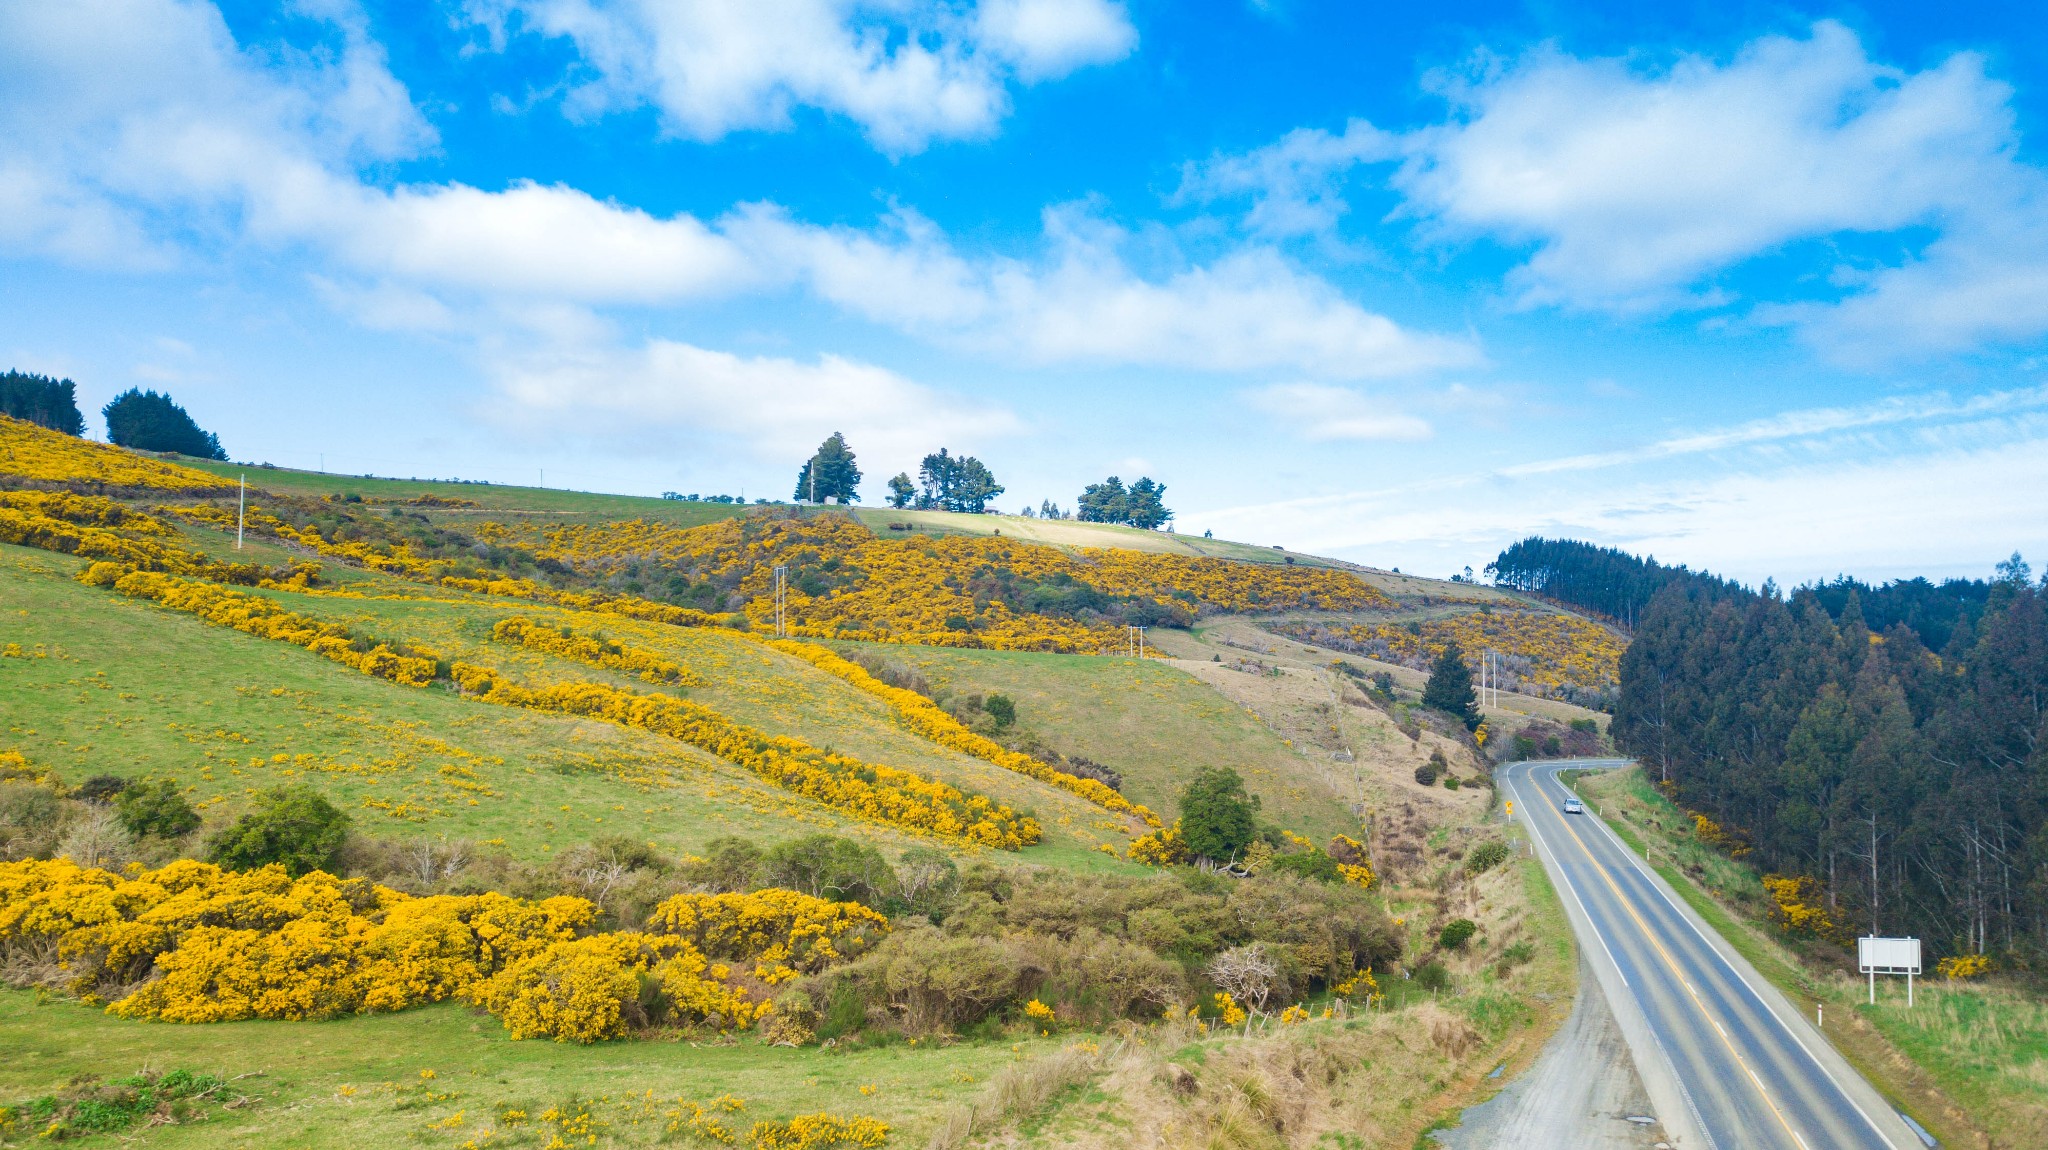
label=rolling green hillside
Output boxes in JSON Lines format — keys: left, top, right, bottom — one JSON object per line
{"left": 1, "top": 420, "right": 1599, "bottom": 1149}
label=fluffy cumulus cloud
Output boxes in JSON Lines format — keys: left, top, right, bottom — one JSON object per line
{"left": 727, "top": 204, "right": 1480, "bottom": 377}
{"left": 1398, "top": 21, "right": 2017, "bottom": 311}
{"left": 460, "top": 0, "right": 1136, "bottom": 152}
{"left": 1186, "top": 21, "right": 2048, "bottom": 358}
{"left": 482, "top": 338, "right": 1023, "bottom": 463}
{"left": 0, "top": 0, "right": 1461, "bottom": 405}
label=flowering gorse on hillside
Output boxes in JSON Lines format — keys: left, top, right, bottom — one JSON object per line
{"left": 0, "top": 858, "right": 885, "bottom": 1043}
{"left": 0, "top": 414, "right": 233, "bottom": 493}
{"left": 1280, "top": 610, "right": 1625, "bottom": 696}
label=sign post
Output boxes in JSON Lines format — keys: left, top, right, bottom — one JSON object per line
{"left": 1858, "top": 937, "right": 1921, "bottom": 1006}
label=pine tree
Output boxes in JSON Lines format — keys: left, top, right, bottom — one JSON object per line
{"left": 886, "top": 472, "right": 915, "bottom": 509}
{"left": 794, "top": 432, "right": 862, "bottom": 503}
{"left": 1076, "top": 477, "right": 1128, "bottom": 523}
{"left": 1423, "top": 641, "right": 1481, "bottom": 730}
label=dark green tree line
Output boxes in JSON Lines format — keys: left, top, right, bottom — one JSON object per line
{"left": 1613, "top": 552, "right": 2048, "bottom": 963}
{"left": 1, "top": 371, "right": 85, "bottom": 435}
{"left": 102, "top": 389, "right": 227, "bottom": 460}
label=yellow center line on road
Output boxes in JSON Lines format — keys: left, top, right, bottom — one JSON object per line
{"left": 1529, "top": 771, "right": 1812, "bottom": 1150}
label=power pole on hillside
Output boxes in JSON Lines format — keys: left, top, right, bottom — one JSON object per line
{"left": 773, "top": 565, "right": 787, "bottom": 637}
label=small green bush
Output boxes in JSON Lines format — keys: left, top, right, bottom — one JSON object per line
{"left": 1438, "top": 918, "right": 1478, "bottom": 950}
{"left": 1412, "top": 961, "right": 1450, "bottom": 992}
{"left": 73, "top": 774, "right": 130, "bottom": 803}
{"left": 204, "top": 785, "right": 350, "bottom": 876}
{"left": 1443, "top": 775, "right": 1461, "bottom": 790}
{"left": 1465, "top": 840, "right": 1510, "bottom": 875}
{"left": 117, "top": 779, "right": 200, "bottom": 839}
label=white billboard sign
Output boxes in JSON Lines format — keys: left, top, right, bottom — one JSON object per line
{"left": 1857, "top": 936, "right": 1921, "bottom": 974}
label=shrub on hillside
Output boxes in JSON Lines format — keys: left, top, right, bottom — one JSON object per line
{"left": 115, "top": 779, "right": 200, "bottom": 840}
{"left": 763, "top": 834, "right": 898, "bottom": 909}
{"left": 204, "top": 785, "right": 350, "bottom": 876}
{"left": 1179, "top": 766, "right": 1259, "bottom": 864}
{"left": 1465, "top": 840, "right": 1510, "bottom": 876}
{"left": 1437, "top": 919, "right": 1477, "bottom": 950}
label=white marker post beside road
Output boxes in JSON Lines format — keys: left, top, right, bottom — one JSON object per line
{"left": 1858, "top": 936, "right": 1922, "bottom": 1006}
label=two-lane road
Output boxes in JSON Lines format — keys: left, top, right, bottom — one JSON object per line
{"left": 1501, "top": 760, "right": 1922, "bottom": 1150}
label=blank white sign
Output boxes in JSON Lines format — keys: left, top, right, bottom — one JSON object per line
{"left": 1858, "top": 936, "right": 1921, "bottom": 974}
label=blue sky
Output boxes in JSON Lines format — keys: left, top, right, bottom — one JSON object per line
{"left": 4, "top": 0, "right": 2046, "bottom": 585}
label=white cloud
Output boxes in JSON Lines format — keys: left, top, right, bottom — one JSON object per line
{"left": 1244, "top": 383, "right": 1433, "bottom": 441}
{"left": 483, "top": 337, "right": 1023, "bottom": 463}
{"left": 1187, "top": 21, "right": 2048, "bottom": 358}
{"left": 1176, "top": 119, "right": 1396, "bottom": 238}
{"left": 0, "top": 0, "right": 1467, "bottom": 404}
{"left": 1396, "top": 22, "right": 2015, "bottom": 311}
{"left": 729, "top": 203, "right": 1481, "bottom": 378}
{"left": 462, "top": 0, "right": 1136, "bottom": 153}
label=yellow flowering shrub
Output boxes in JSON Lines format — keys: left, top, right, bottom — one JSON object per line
{"left": 0, "top": 492, "right": 300, "bottom": 586}
{"left": 1327, "top": 835, "right": 1375, "bottom": 889}
{"left": 1936, "top": 953, "right": 1991, "bottom": 981}
{"left": 1278, "top": 1003, "right": 1309, "bottom": 1024}
{"left": 1126, "top": 822, "right": 1190, "bottom": 866}
{"left": 768, "top": 639, "right": 1160, "bottom": 827}
{"left": 1761, "top": 875, "right": 1851, "bottom": 946}
{"left": 451, "top": 662, "right": 1038, "bottom": 849}
{"left": 1296, "top": 610, "right": 1625, "bottom": 696}
{"left": 1212, "top": 991, "right": 1247, "bottom": 1027}
{"left": 462, "top": 930, "right": 754, "bottom": 1043}
{"left": 0, "top": 860, "right": 895, "bottom": 1044}
{"left": 647, "top": 889, "right": 890, "bottom": 982}
{"left": 748, "top": 1114, "right": 891, "bottom": 1150}
{"left": 1331, "top": 968, "right": 1379, "bottom": 1001}
{"left": 0, "top": 414, "right": 232, "bottom": 492}
{"left": 492, "top": 616, "right": 704, "bottom": 685}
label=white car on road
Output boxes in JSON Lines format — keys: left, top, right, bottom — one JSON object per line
{"left": 1562, "top": 798, "right": 1585, "bottom": 814}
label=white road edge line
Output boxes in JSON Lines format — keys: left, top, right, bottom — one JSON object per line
{"left": 1508, "top": 766, "right": 1718, "bottom": 1150}
{"left": 1551, "top": 763, "right": 1908, "bottom": 1150}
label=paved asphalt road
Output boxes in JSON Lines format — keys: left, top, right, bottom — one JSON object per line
{"left": 1501, "top": 760, "right": 1924, "bottom": 1150}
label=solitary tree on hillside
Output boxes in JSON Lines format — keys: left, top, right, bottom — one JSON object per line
{"left": 0, "top": 371, "right": 85, "bottom": 436}
{"left": 1125, "top": 477, "right": 1171, "bottom": 529}
{"left": 886, "top": 472, "right": 915, "bottom": 509}
{"left": 1423, "top": 641, "right": 1481, "bottom": 730}
{"left": 103, "top": 389, "right": 227, "bottom": 459}
{"left": 1179, "top": 766, "right": 1260, "bottom": 864}
{"left": 795, "top": 431, "right": 862, "bottom": 503}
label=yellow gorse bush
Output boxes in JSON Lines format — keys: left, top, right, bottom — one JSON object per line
{"left": 767, "top": 639, "right": 1161, "bottom": 828}
{"left": 1325, "top": 610, "right": 1626, "bottom": 694}
{"left": 0, "top": 858, "right": 883, "bottom": 1043}
{"left": 1936, "top": 953, "right": 1991, "bottom": 980}
{"left": 1, "top": 491, "right": 306, "bottom": 587}
{"left": 1125, "top": 821, "right": 1190, "bottom": 866}
{"left": 1761, "top": 874, "right": 1852, "bottom": 946}
{"left": 450, "top": 662, "right": 1039, "bottom": 849}
{"left": 647, "top": 889, "right": 889, "bottom": 984}
{"left": 0, "top": 414, "right": 231, "bottom": 492}
{"left": 491, "top": 616, "right": 704, "bottom": 685}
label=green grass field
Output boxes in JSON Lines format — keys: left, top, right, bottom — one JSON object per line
{"left": 0, "top": 990, "right": 1035, "bottom": 1149}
